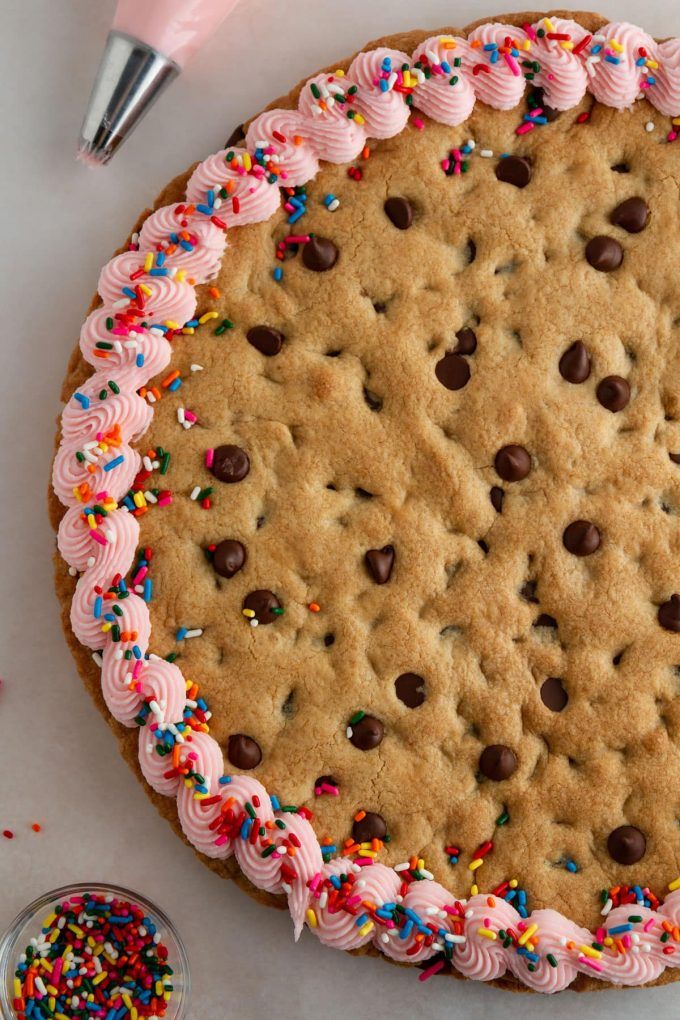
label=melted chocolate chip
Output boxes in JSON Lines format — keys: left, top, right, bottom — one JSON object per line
{"left": 670, "top": 453, "right": 680, "bottom": 465}
{"left": 559, "top": 341, "right": 591, "bottom": 384}
{"left": 247, "top": 325, "right": 284, "bottom": 356}
{"left": 395, "top": 672, "right": 426, "bottom": 708}
{"left": 212, "top": 539, "right": 246, "bottom": 578}
{"left": 586, "top": 236, "right": 624, "bottom": 272}
{"left": 365, "top": 545, "right": 395, "bottom": 584}
{"left": 658, "top": 594, "right": 680, "bottom": 632}
{"left": 454, "top": 327, "right": 477, "bottom": 355}
{"left": 384, "top": 196, "right": 413, "bottom": 230}
{"left": 607, "top": 825, "right": 646, "bottom": 864}
{"left": 540, "top": 677, "right": 568, "bottom": 712}
{"left": 435, "top": 353, "right": 470, "bottom": 391}
{"left": 302, "top": 236, "right": 338, "bottom": 271}
{"left": 495, "top": 445, "right": 532, "bottom": 482}
{"left": 352, "top": 811, "right": 387, "bottom": 842}
{"left": 479, "top": 744, "right": 517, "bottom": 781}
{"left": 529, "top": 87, "right": 560, "bottom": 121}
{"left": 563, "top": 520, "right": 601, "bottom": 556}
{"left": 495, "top": 155, "right": 533, "bottom": 188}
{"left": 363, "top": 387, "right": 383, "bottom": 412}
{"left": 490, "top": 486, "right": 505, "bottom": 512}
{"left": 210, "top": 444, "right": 250, "bottom": 483}
{"left": 534, "top": 613, "right": 558, "bottom": 629}
{"left": 242, "top": 589, "right": 281, "bottom": 624}
{"left": 597, "top": 375, "right": 630, "bottom": 412}
{"left": 227, "top": 733, "right": 262, "bottom": 770}
{"left": 520, "top": 580, "right": 539, "bottom": 604}
{"left": 611, "top": 162, "right": 630, "bottom": 174}
{"left": 611, "top": 196, "right": 649, "bottom": 233}
{"left": 225, "top": 123, "right": 245, "bottom": 147}
{"left": 349, "top": 714, "right": 384, "bottom": 750}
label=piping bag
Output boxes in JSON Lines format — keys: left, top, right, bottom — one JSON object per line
{"left": 78, "top": 0, "right": 240, "bottom": 166}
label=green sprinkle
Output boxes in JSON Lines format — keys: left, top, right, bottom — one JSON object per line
{"left": 76, "top": 451, "right": 85, "bottom": 463}
{"left": 96, "top": 341, "right": 114, "bottom": 350}
{"left": 454, "top": 57, "right": 461, "bottom": 67}
{"left": 449, "top": 75, "right": 459, "bottom": 86}
{"left": 197, "top": 487, "right": 213, "bottom": 501}
{"left": 261, "top": 844, "right": 277, "bottom": 857}
{"left": 165, "top": 652, "right": 178, "bottom": 663}
{"left": 105, "top": 317, "right": 114, "bottom": 330}
{"left": 245, "top": 801, "right": 256, "bottom": 819}
{"left": 628, "top": 915, "right": 643, "bottom": 923}
{"left": 111, "top": 624, "right": 121, "bottom": 642}
{"left": 275, "top": 819, "right": 286, "bottom": 829}
{"left": 496, "top": 810, "right": 510, "bottom": 826}
{"left": 349, "top": 710, "right": 366, "bottom": 725}
{"left": 112, "top": 604, "right": 123, "bottom": 617}
{"left": 160, "top": 452, "right": 171, "bottom": 475}
{"left": 271, "top": 607, "right": 285, "bottom": 616}
{"left": 109, "top": 380, "right": 120, "bottom": 394}
{"left": 547, "top": 953, "right": 558, "bottom": 968}
{"left": 661, "top": 931, "right": 670, "bottom": 942}
{"left": 310, "top": 83, "right": 321, "bottom": 99}
{"left": 347, "top": 85, "right": 358, "bottom": 95}
{"left": 99, "top": 389, "right": 108, "bottom": 400}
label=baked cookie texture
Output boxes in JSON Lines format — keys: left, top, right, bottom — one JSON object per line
{"left": 50, "top": 9, "right": 680, "bottom": 992}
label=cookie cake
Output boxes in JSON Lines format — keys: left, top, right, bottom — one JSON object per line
{"left": 50, "top": 8, "right": 680, "bottom": 993}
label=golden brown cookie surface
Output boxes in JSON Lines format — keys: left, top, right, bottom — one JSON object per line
{"left": 51, "top": 11, "right": 680, "bottom": 991}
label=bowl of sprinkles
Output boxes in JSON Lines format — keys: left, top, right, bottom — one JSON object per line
{"left": 0, "top": 884, "right": 189, "bottom": 1019}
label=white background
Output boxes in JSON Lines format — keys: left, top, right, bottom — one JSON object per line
{"left": 0, "top": 2, "right": 678, "bottom": 1016}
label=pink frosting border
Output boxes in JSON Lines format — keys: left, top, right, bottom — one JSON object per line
{"left": 53, "top": 18, "right": 680, "bottom": 993}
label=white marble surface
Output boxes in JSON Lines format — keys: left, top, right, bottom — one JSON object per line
{"left": 1, "top": 1, "right": 678, "bottom": 1016}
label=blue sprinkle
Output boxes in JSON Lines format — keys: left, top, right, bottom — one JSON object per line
{"left": 400, "top": 919, "right": 414, "bottom": 940}
{"left": 136, "top": 353, "right": 144, "bottom": 367}
{"left": 288, "top": 208, "right": 306, "bottom": 225}
{"left": 132, "top": 644, "right": 142, "bottom": 660}
{"left": 168, "top": 377, "right": 182, "bottom": 392}
{"left": 197, "top": 697, "right": 207, "bottom": 711}
{"left": 636, "top": 56, "right": 646, "bottom": 66}
{"left": 323, "top": 193, "right": 336, "bottom": 207}
{"left": 122, "top": 286, "right": 136, "bottom": 300}
{"left": 93, "top": 596, "right": 103, "bottom": 619}
{"left": 592, "top": 43, "right": 602, "bottom": 54}
{"left": 207, "top": 189, "right": 215, "bottom": 206}
{"left": 441, "top": 60, "right": 451, "bottom": 73}
{"left": 240, "top": 818, "right": 252, "bottom": 840}
{"left": 505, "top": 889, "right": 517, "bottom": 902}
{"left": 483, "top": 42, "right": 498, "bottom": 51}
{"left": 608, "top": 923, "right": 633, "bottom": 935}
{"left": 605, "top": 54, "right": 620, "bottom": 65}
{"left": 119, "top": 579, "right": 127, "bottom": 593}
{"left": 196, "top": 203, "right": 213, "bottom": 216}
{"left": 219, "top": 776, "right": 232, "bottom": 785}
{"left": 185, "top": 318, "right": 199, "bottom": 328}
{"left": 273, "top": 267, "right": 283, "bottom": 282}
{"left": 74, "top": 392, "right": 90, "bottom": 409}
{"left": 356, "top": 913, "right": 369, "bottom": 927}
{"left": 518, "top": 905, "right": 528, "bottom": 919}
{"left": 330, "top": 875, "right": 342, "bottom": 890}
{"left": 517, "top": 890, "right": 527, "bottom": 905}
{"left": 647, "top": 76, "right": 656, "bottom": 85}
{"left": 104, "top": 454, "right": 124, "bottom": 472}
{"left": 381, "top": 57, "right": 392, "bottom": 71}
{"left": 491, "top": 49, "right": 499, "bottom": 63}
{"left": 566, "top": 859, "right": 578, "bottom": 873}
{"left": 270, "top": 794, "right": 280, "bottom": 810}
{"left": 157, "top": 252, "right": 166, "bottom": 267}
{"left": 180, "top": 239, "right": 194, "bottom": 251}
{"left": 176, "top": 627, "right": 188, "bottom": 640}
{"left": 379, "top": 78, "right": 389, "bottom": 92}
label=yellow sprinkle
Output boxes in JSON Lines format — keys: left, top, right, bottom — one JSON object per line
{"left": 359, "top": 920, "right": 374, "bottom": 937}
{"left": 133, "top": 492, "right": 147, "bottom": 508}
{"left": 42, "top": 913, "right": 57, "bottom": 928}
{"left": 509, "top": 878, "right": 518, "bottom": 889}
{"left": 561, "top": 41, "right": 574, "bottom": 50}
{"left": 138, "top": 283, "right": 152, "bottom": 297}
{"left": 156, "top": 981, "right": 163, "bottom": 996}
{"left": 93, "top": 973, "right": 107, "bottom": 986}
{"left": 306, "top": 908, "right": 318, "bottom": 928}
{"left": 669, "top": 876, "right": 680, "bottom": 891}
{"left": 164, "top": 320, "right": 180, "bottom": 330}
{"left": 468, "top": 857, "right": 483, "bottom": 871}
{"left": 182, "top": 327, "right": 195, "bottom": 335}
{"left": 522, "top": 39, "right": 532, "bottom": 50}
{"left": 477, "top": 927, "right": 497, "bottom": 940}
{"left": 47, "top": 984, "right": 59, "bottom": 995}
{"left": 611, "top": 39, "right": 624, "bottom": 52}
{"left": 353, "top": 113, "right": 365, "bottom": 125}
{"left": 672, "top": 117, "right": 680, "bottom": 127}
{"left": 13, "top": 978, "right": 21, "bottom": 997}
{"left": 131, "top": 1009, "right": 139, "bottom": 1020}
{"left": 335, "top": 68, "right": 346, "bottom": 76}
{"left": 403, "top": 70, "right": 412, "bottom": 88}
{"left": 470, "top": 883, "right": 479, "bottom": 896}
{"left": 176, "top": 270, "right": 187, "bottom": 283}
{"left": 242, "top": 152, "right": 252, "bottom": 171}
{"left": 49, "top": 997, "right": 56, "bottom": 1011}
{"left": 440, "top": 37, "right": 456, "bottom": 48}
{"left": 86, "top": 514, "right": 97, "bottom": 529}
{"left": 518, "top": 923, "right": 538, "bottom": 946}
{"left": 56, "top": 1014, "right": 70, "bottom": 1020}
{"left": 579, "top": 944, "right": 602, "bottom": 959}
{"left": 93, "top": 945, "right": 104, "bottom": 956}
{"left": 242, "top": 608, "right": 256, "bottom": 618}
{"left": 198, "top": 311, "right": 219, "bottom": 324}
{"left": 417, "top": 858, "right": 425, "bottom": 870}
{"left": 144, "top": 253, "right": 153, "bottom": 272}
{"left": 122, "top": 993, "right": 133, "bottom": 1009}
{"left": 646, "top": 59, "right": 659, "bottom": 69}
{"left": 73, "top": 486, "right": 84, "bottom": 502}
{"left": 359, "top": 849, "right": 377, "bottom": 858}
{"left": 163, "top": 991, "right": 172, "bottom": 1001}
{"left": 101, "top": 622, "right": 112, "bottom": 633}
{"left": 543, "top": 17, "right": 555, "bottom": 31}
{"left": 604, "top": 936, "right": 614, "bottom": 946}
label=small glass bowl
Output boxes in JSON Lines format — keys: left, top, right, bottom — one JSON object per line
{"left": 0, "top": 883, "right": 190, "bottom": 1019}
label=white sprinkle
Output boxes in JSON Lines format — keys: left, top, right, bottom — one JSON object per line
{"left": 147, "top": 392, "right": 157, "bottom": 404}
{"left": 480, "top": 149, "right": 494, "bottom": 158}
{"left": 87, "top": 556, "right": 95, "bottom": 568}
{"left": 465, "top": 909, "right": 474, "bottom": 919}
{"left": 190, "top": 363, "right": 204, "bottom": 372}
{"left": 250, "top": 618, "right": 259, "bottom": 627}
{"left": 112, "top": 297, "right": 129, "bottom": 310}
{"left": 190, "top": 485, "right": 201, "bottom": 501}
{"left": 184, "top": 628, "right": 204, "bottom": 639}
{"left": 328, "top": 198, "right": 340, "bottom": 212}
{"left": 446, "top": 933, "right": 467, "bottom": 944}
{"left": 144, "top": 491, "right": 158, "bottom": 504}
{"left": 177, "top": 407, "right": 185, "bottom": 424}
{"left": 346, "top": 726, "right": 353, "bottom": 739}
{"left": 69, "top": 566, "right": 77, "bottom": 577}
{"left": 466, "top": 138, "right": 476, "bottom": 150}
{"left": 420, "top": 868, "right": 434, "bottom": 880}
{"left": 394, "top": 862, "right": 410, "bottom": 873}
{"left": 645, "top": 121, "right": 654, "bottom": 133}
{"left": 182, "top": 420, "right": 192, "bottom": 430}
{"left": 143, "top": 455, "right": 154, "bottom": 472}
{"left": 380, "top": 933, "right": 390, "bottom": 943}
{"left": 601, "top": 897, "right": 613, "bottom": 916}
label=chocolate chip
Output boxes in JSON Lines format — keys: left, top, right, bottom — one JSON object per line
{"left": 611, "top": 196, "right": 649, "bottom": 233}
{"left": 352, "top": 811, "right": 387, "bottom": 842}
{"left": 365, "top": 545, "right": 394, "bottom": 584}
{"left": 563, "top": 520, "right": 601, "bottom": 556}
{"left": 302, "top": 236, "right": 338, "bottom": 271}
{"left": 658, "top": 594, "right": 680, "bottom": 632}
{"left": 607, "top": 825, "right": 646, "bottom": 864}
{"left": 243, "top": 589, "right": 281, "bottom": 624}
{"left": 495, "top": 155, "right": 532, "bottom": 188}
{"left": 586, "top": 236, "right": 624, "bottom": 272}
{"left": 435, "top": 353, "right": 470, "bottom": 390}
{"left": 494, "top": 445, "right": 531, "bottom": 482}
{"left": 210, "top": 444, "right": 250, "bottom": 483}
{"left": 212, "top": 539, "right": 246, "bottom": 578}
{"left": 246, "top": 325, "right": 284, "bottom": 356}
{"left": 324, "top": 633, "right": 335, "bottom": 647}
{"left": 227, "top": 733, "right": 262, "bottom": 770}
{"left": 395, "top": 673, "right": 426, "bottom": 708}
{"left": 479, "top": 744, "right": 517, "bottom": 781}
{"left": 670, "top": 453, "right": 680, "bottom": 465}
{"left": 559, "top": 341, "right": 591, "bottom": 384}
{"left": 490, "top": 486, "right": 505, "bottom": 512}
{"left": 453, "top": 327, "right": 477, "bottom": 355}
{"left": 534, "top": 613, "right": 557, "bottom": 629}
{"left": 520, "top": 580, "right": 539, "bottom": 604}
{"left": 224, "top": 123, "right": 245, "bottom": 147}
{"left": 596, "top": 375, "right": 630, "bottom": 412}
{"left": 384, "top": 196, "right": 413, "bottom": 230}
{"left": 540, "top": 677, "right": 568, "bottom": 712}
{"left": 349, "top": 714, "right": 384, "bottom": 750}
{"left": 529, "top": 87, "right": 560, "bottom": 121}
{"left": 611, "top": 162, "right": 630, "bottom": 174}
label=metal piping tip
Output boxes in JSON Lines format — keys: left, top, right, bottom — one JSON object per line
{"left": 78, "top": 31, "right": 180, "bottom": 166}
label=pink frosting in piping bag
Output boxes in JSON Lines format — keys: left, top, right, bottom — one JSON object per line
{"left": 54, "top": 17, "right": 680, "bottom": 990}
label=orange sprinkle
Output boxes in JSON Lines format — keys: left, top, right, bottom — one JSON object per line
{"left": 308, "top": 602, "right": 321, "bottom": 613}
{"left": 161, "top": 370, "right": 180, "bottom": 388}
{"left": 31, "top": 823, "right": 42, "bottom": 833}
{"left": 293, "top": 135, "right": 303, "bottom": 146}
{"left": 361, "top": 145, "right": 370, "bottom": 160}
{"left": 487, "top": 896, "right": 496, "bottom": 908}
{"left": 354, "top": 810, "right": 366, "bottom": 822}
{"left": 208, "top": 286, "right": 221, "bottom": 299}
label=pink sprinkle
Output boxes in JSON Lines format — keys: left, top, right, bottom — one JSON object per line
{"left": 132, "top": 660, "right": 143, "bottom": 679}
{"left": 452, "top": 149, "right": 462, "bottom": 161}
{"left": 623, "top": 934, "right": 632, "bottom": 949}
{"left": 184, "top": 410, "right": 197, "bottom": 423}
{"left": 516, "top": 122, "right": 535, "bottom": 136}
{"left": 443, "top": 903, "right": 465, "bottom": 917}
{"left": 524, "top": 23, "right": 537, "bottom": 42}
{"left": 309, "top": 872, "right": 322, "bottom": 892}
{"left": 132, "top": 566, "right": 148, "bottom": 584}
{"left": 580, "top": 956, "right": 604, "bottom": 972}
{"left": 214, "top": 834, "right": 228, "bottom": 846}
{"left": 419, "top": 959, "right": 445, "bottom": 981}
{"left": 90, "top": 530, "right": 107, "bottom": 546}
{"left": 547, "top": 72, "right": 555, "bottom": 81}
{"left": 596, "top": 927, "right": 606, "bottom": 942}
{"left": 441, "top": 159, "right": 450, "bottom": 172}
{"left": 412, "top": 117, "right": 425, "bottom": 131}
{"left": 530, "top": 107, "right": 544, "bottom": 117}
{"left": 345, "top": 894, "right": 362, "bottom": 908}
{"left": 157, "top": 495, "right": 173, "bottom": 507}
{"left": 504, "top": 52, "right": 521, "bottom": 76}
{"left": 284, "top": 202, "right": 295, "bottom": 213}
{"left": 668, "top": 131, "right": 678, "bottom": 142}
{"left": 354, "top": 857, "right": 375, "bottom": 867}
{"left": 205, "top": 448, "right": 214, "bottom": 468}
{"left": 320, "top": 782, "right": 339, "bottom": 796}
{"left": 643, "top": 917, "right": 656, "bottom": 932}
{"left": 285, "top": 235, "right": 311, "bottom": 244}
